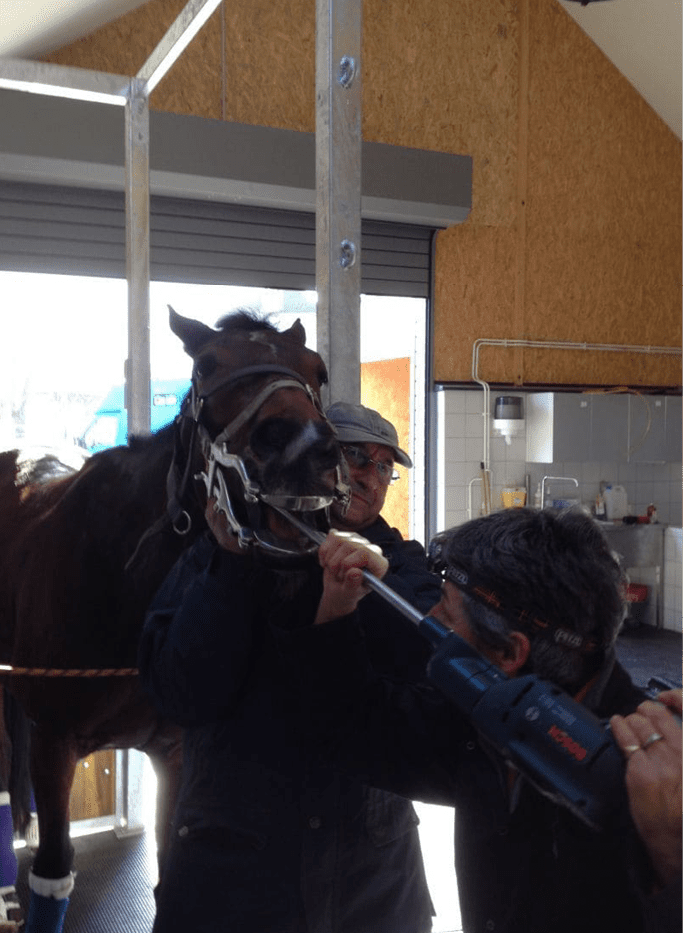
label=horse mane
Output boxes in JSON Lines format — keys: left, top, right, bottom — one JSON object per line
{"left": 213, "top": 308, "right": 283, "bottom": 336}
{"left": 126, "top": 420, "right": 177, "bottom": 451}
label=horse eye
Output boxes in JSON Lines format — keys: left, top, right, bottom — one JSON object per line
{"left": 194, "top": 354, "right": 217, "bottom": 381}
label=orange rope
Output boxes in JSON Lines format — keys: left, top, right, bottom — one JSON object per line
{"left": 0, "top": 666, "right": 138, "bottom": 678}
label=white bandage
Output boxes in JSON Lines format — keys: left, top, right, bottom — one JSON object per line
{"left": 28, "top": 870, "right": 75, "bottom": 900}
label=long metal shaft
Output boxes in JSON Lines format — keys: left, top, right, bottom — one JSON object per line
{"left": 272, "top": 507, "right": 424, "bottom": 626}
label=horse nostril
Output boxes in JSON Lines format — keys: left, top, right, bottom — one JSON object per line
{"left": 249, "top": 419, "right": 300, "bottom": 460}
{"left": 250, "top": 418, "right": 344, "bottom": 494}
{"left": 250, "top": 419, "right": 340, "bottom": 468}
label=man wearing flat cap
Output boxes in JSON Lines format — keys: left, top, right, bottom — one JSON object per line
{"left": 326, "top": 402, "right": 439, "bottom": 621}
{"left": 141, "top": 400, "right": 440, "bottom": 933}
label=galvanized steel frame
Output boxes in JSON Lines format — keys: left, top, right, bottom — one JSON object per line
{"left": 0, "top": 0, "right": 225, "bottom": 836}
{"left": 0, "top": 0, "right": 224, "bottom": 437}
{"left": 0, "top": 0, "right": 364, "bottom": 416}
{"left": 315, "top": 0, "right": 362, "bottom": 407}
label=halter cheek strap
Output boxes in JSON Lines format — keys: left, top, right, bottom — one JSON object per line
{"left": 167, "top": 364, "right": 350, "bottom": 553}
{"left": 200, "top": 377, "right": 319, "bottom": 456}
{"left": 167, "top": 365, "right": 316, "bottom": 533}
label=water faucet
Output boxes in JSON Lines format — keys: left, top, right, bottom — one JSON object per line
{"left": 541, "top": 475, "right": 579, "bottom": 508}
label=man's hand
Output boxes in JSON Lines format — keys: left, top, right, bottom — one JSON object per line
{"left": 611, "top": 690, "right": 682, "bottom": 888}
{"left": 315, "top": 530, "right": 389, "bottom": 625}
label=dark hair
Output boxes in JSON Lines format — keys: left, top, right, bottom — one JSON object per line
{"left": 432, "top": 508, "right": 627, "bottom": 692}
{"left": 214, "top": 308, "right": 278, "bottom": 334}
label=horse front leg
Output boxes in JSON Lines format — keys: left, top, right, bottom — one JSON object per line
{"left": 26, "top": 728, "right": 77, "bottom": 933}
{"left": 0, "top": 689, "right": 24, "bottom": 932}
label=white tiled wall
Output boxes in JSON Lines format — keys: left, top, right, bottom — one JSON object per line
{"left": 435, "top": 388, "right": 682, "bottom": 632}
{"left": 436, "top": 389, "right": 529, "bottom": 531}
{"left": 664, "top": 527, "right": 683, "bottom": 632}
{"left": 436, "top": 388, "right": 682, "bottom": 528}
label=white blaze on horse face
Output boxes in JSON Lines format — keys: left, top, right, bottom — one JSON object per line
{"left": 281, "top": 421, "right": 324, "bottom": 465}
{"left": 247, "top": 331, "right": 280, "bottom": 357}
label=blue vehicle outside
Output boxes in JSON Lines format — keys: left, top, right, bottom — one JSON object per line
{"left": 79, "top": 379, "right": 191, "bottom": 452}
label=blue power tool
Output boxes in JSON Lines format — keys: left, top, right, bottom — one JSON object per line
{"left": 273, "top": 509, "right": 674, "bottom": 830}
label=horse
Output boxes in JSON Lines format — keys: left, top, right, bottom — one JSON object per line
{"left": 0, "top": 307, "right": 346, "bottom": 933}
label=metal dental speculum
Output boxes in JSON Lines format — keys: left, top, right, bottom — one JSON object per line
{"left": 198, "top": 428, "right": 349, "bottom": 558}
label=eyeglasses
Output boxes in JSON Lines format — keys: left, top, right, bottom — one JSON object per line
{"left": 341, "top": 444, "right": 400, "bottom": 485}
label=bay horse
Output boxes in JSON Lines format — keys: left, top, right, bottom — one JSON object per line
{"left": 0, "top": 307, "right": 345, "bottom": 933}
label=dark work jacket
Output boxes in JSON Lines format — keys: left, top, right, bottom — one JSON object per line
{"left": 284, "top": 616, "right": 681, "bottom": 933}
{"left": 138, "top": 526, "right": 440, "bottom": 933}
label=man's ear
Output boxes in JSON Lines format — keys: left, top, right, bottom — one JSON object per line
{"left": 498, "top": 631, "right": 530, "bottom": 675}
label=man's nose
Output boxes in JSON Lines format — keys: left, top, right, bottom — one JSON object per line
{"left": 352, "top": 466, "right": 379, "bottom": 491}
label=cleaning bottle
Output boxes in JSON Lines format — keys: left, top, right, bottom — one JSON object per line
{"left": 594, "top": 493, "right": 606, "bottom": 520}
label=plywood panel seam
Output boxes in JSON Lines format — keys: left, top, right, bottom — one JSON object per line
{"left": 514, "top": 0, "right": 529, "bottom": 387}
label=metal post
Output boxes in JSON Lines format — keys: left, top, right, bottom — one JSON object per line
{"left": 137, "top": 0, "right": 224, "bottom": 93}
{"left": 125, "top": 78, "right": 151, "bottom": 438}
{"left": 315, "top": 0, "right": 362, "bottom": 407}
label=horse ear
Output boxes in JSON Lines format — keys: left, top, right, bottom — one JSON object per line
{"left": 168, "top": 306, "right": 216, "bottom": 356}
{"left": 284, "top": 318, "right": 307, "bottom": 346}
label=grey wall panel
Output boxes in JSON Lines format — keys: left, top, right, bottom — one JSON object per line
{"left": 0, "top": 89, "right": 471, "bottom": 228}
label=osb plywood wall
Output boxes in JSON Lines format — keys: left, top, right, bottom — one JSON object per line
{"left": 361, "top": 359, "right": 410, "bottom": 540}
{"left": 43, "top": 0, "right": 681, "bottom": 389}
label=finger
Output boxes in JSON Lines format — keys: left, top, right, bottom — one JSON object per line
{"left": 325, "top": 543, "right": 363, "bottom": 576}
{"left": 322, "top": 536, "right": 386, "bottom": 578}
{"left": 655, "top": 689, "right": 683, "bottom": 717}
{"left": 634, "top": 701, "right": 682, "bottom": 751}
{"left": 328, "top": 529, "right": 374, "bottom": 548}
{"left": 318, "top": 532, "right": 356, "bottom": 569}
{"left": 624, "top": 711, "right": 666, "bottom": 752}
{"left": 611, "top": 714, "right": 644, "bottom": 758}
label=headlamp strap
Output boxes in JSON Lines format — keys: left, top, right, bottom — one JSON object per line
{"left": 443, "top": 563, "right": 600, "bottom": 654}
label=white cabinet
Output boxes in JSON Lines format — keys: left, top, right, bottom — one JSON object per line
{"left": 628, "top": 396, "right": 666, "bottom": 462}
{"left": 526, "top": 392, "right": 628, "bottom": 463}
{"left": 602, "top": 524, "right": 664, "bottom": 628}
{"left": 629, "top": 396, "right": 681, "bottom": 463}
{"left": 590, "top": 394, "right": 629, "bottom": 461}
{"left": 526, "top": 392, "right": 680, "bottom": 464}
{"left": 526, "top": 393, "right": 591, "bottom": 462}
{"left": 664, "top": 397, "right": 682, "bottom": 464}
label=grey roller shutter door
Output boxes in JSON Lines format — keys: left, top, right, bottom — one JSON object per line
{"left": 0, "top": 181, "right": 432, "bottom": 298}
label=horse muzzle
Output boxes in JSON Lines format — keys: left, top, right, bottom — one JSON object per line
{"left": 198, "top": 437, "right": 349, "bottom": 559}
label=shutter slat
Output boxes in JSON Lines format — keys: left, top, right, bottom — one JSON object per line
{"left": 0, "top": 181, "right": 431, "bottom": 297}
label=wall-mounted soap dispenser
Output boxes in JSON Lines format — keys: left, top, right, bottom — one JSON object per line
{"left": 493, "top": 396, "right": 524, "bottom": 446}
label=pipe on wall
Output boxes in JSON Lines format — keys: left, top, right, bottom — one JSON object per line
{"left": 471, "top": 338, "right": 682, "bottom": 515}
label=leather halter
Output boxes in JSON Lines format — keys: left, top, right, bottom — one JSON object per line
{"left": 167, "top": 363, "right": 349, "bottom": 557}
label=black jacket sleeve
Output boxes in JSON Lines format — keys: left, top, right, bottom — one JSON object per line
{"left": 363, "top": 517, "right": 442, "bottom": 617}
{"left": 277, "top": 613, "right": 473, "bottom": 806}
{"left": 138, "top": 532, "right": 259, "bottom": 726}
{"left": 359, "top": 518, "right": 441, "bottom": 682}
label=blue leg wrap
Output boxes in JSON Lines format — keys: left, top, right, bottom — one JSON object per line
{"left": 26, "top": 890, "right": 70, "bottom": 933}
{"left": 0, "top": 795, "right": 17, "bottom": 889}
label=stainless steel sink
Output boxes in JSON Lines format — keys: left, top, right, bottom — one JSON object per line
{"left": 600, "top": 523, "right": 664, "bottom": 627}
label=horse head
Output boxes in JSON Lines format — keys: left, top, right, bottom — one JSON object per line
{"left": 167, "top": 307, "right": 349, "bottom": 559}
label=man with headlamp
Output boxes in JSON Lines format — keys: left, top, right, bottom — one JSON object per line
{"left": 291, "top": 506, "right": 681, "bottom": 933}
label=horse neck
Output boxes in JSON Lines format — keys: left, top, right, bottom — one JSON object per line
{"left": 122, "top": 425, "right": 206, "bottom": 602}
